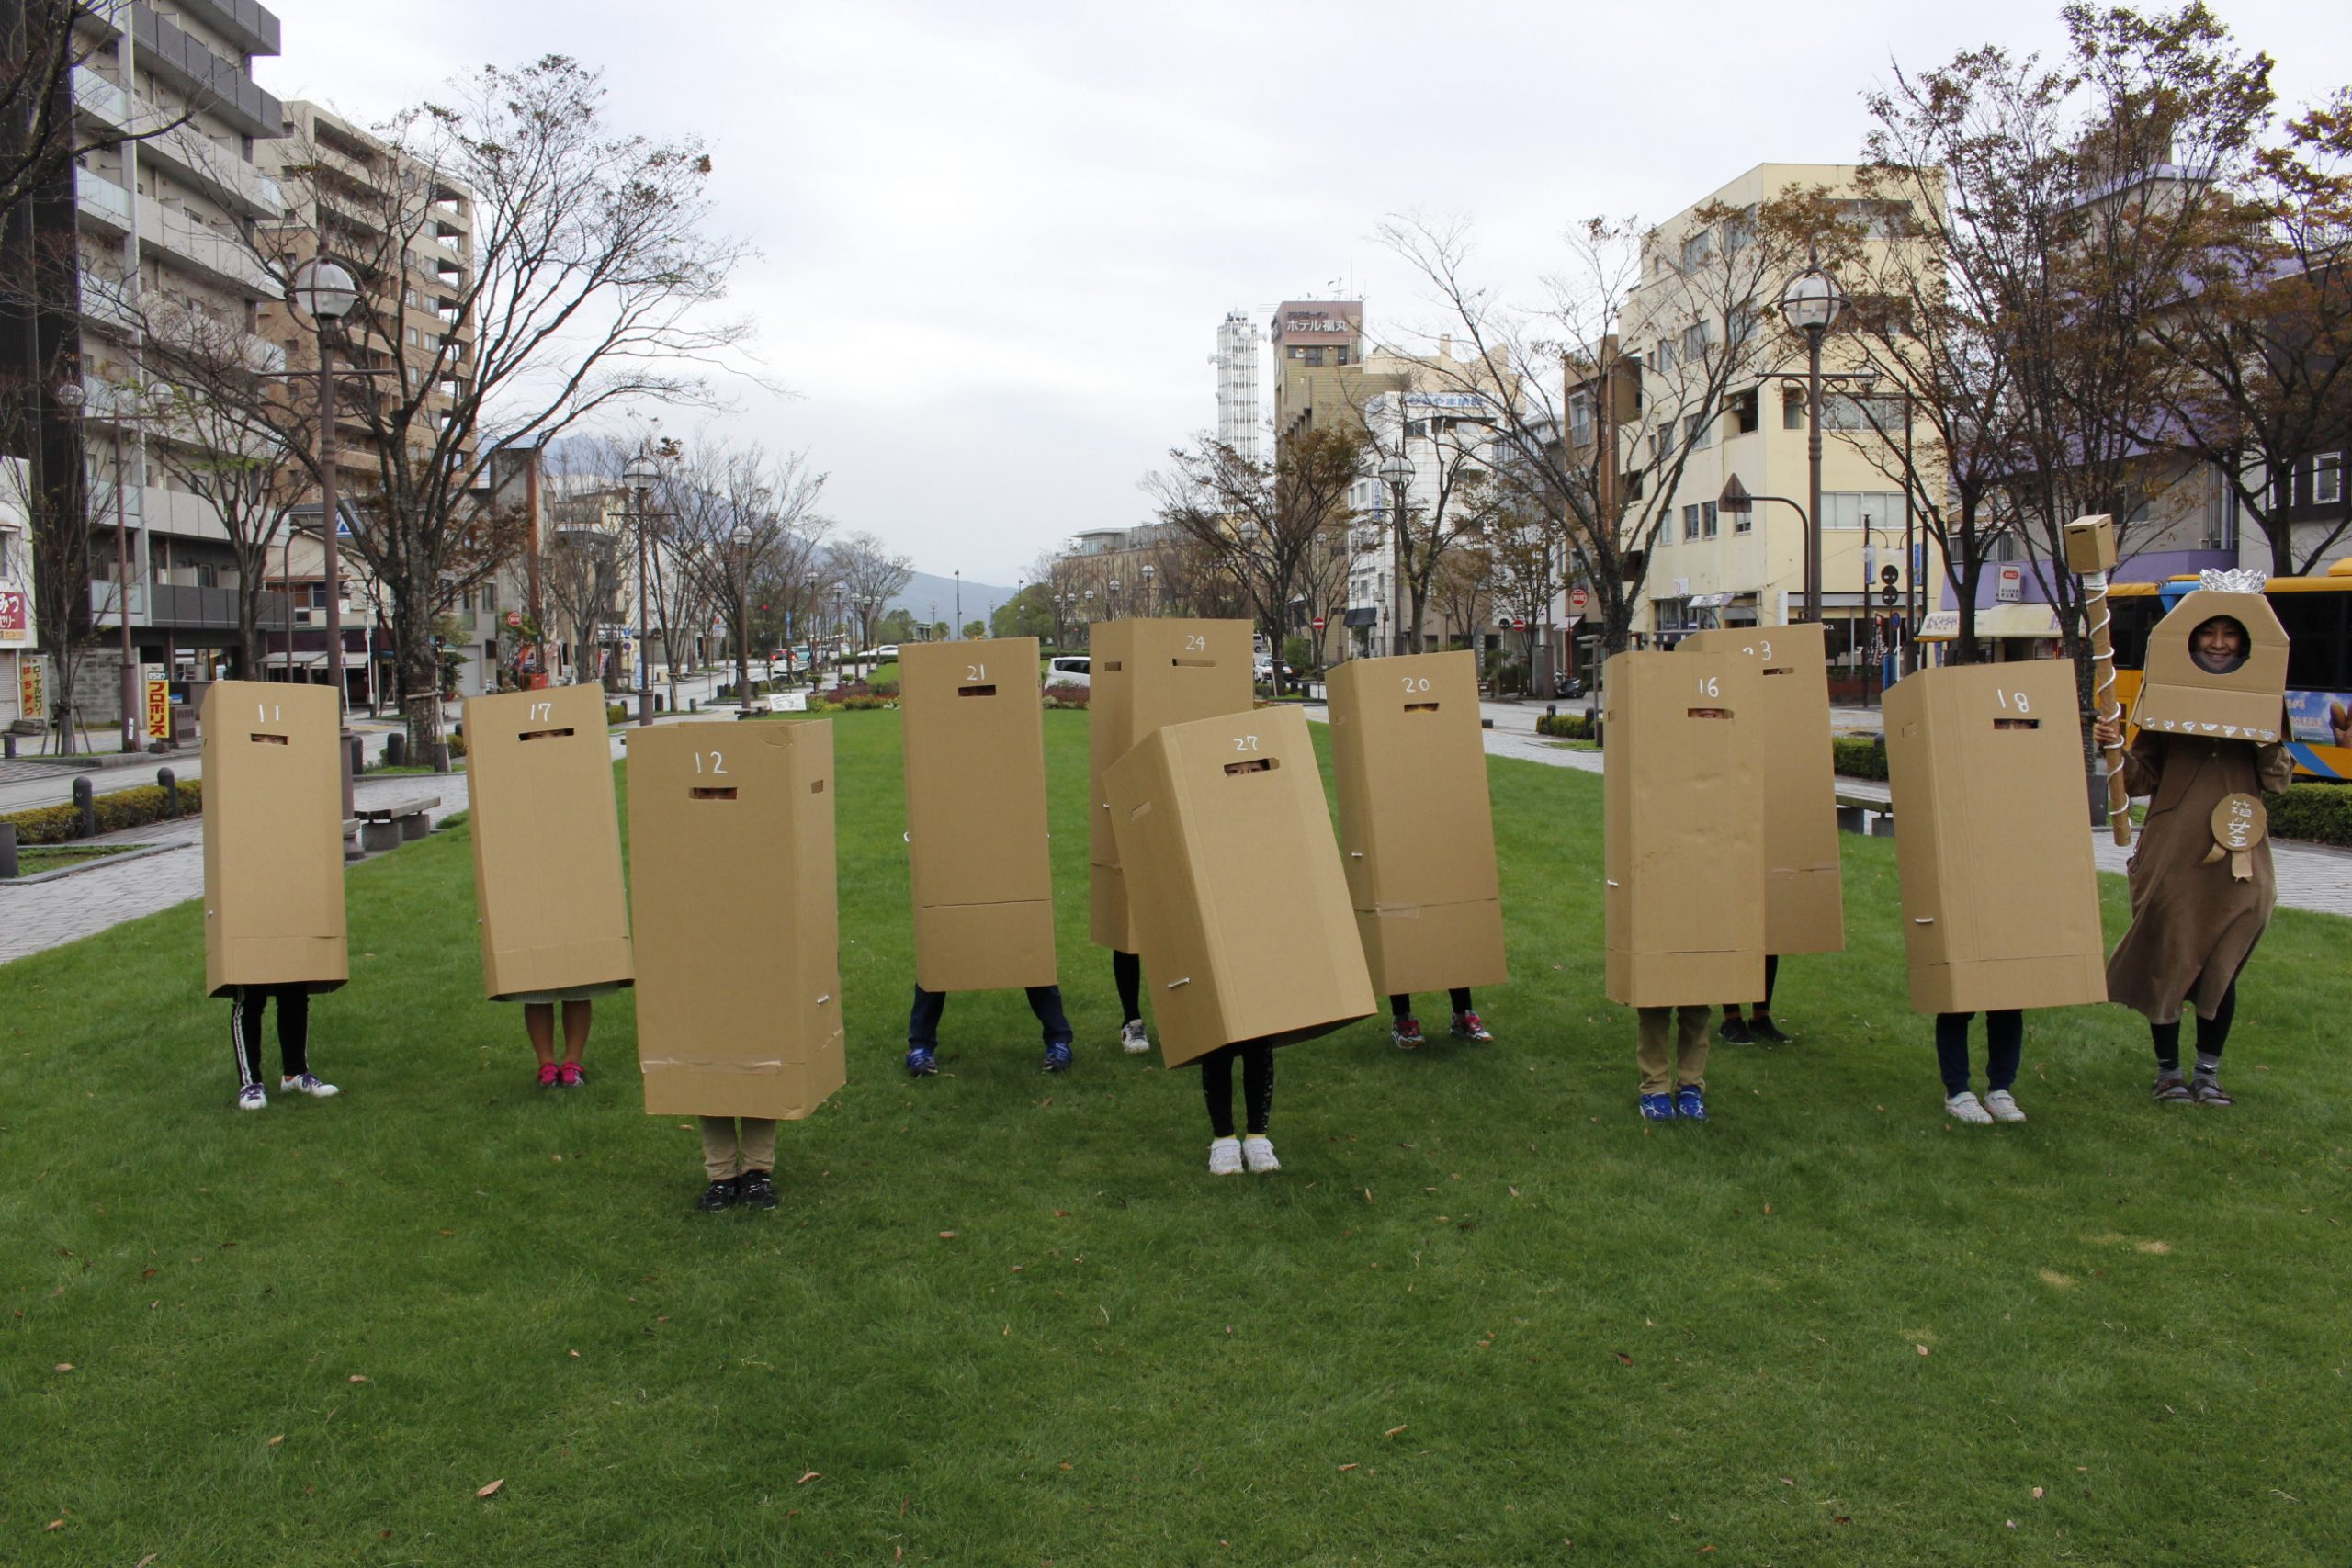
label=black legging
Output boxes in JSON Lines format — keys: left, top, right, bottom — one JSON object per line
{"left": 232, "top": 985, "right": 310, "bottom": 1089}
{"left": 1200, "top": 1042, "right": 1275, "bottom": 1138}
{"left": 1724, "top": 955, "right": 1781, "bottom": 1016}
{"left": 1933, "top": 1010, "right": 2021, "bottom": 1098}
{"left": 2151, "top": 979, "right": 2237, "bottom": 1072}
{"left": 1113, "top": 949, "right": 1143, "bottom": 1022}
{"left": 1390, "top": 989, "right": 1474, "bottom": 1019}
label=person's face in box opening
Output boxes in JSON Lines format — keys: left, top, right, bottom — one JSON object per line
{"left": 2190, "top": 615, "right": 2248, "bottom": 675}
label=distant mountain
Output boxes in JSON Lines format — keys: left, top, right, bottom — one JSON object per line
{"left": 888, "top": 570, "right": 1018, "bottom": 628}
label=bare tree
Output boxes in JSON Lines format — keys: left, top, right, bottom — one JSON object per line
{"left": 0, "top": 1, "right": 203, "bottom": 234}
{"left": 238, "top": 56, "right": 752, "bottom": 755}
{"left": 1146, "top": 426, "right": 1363, "bottom": 694}
{"left": 827, "top": 530, "right": 912, "bottom": 656}
{"left": 663, "top": 442, "right": 828, "bottom": 702}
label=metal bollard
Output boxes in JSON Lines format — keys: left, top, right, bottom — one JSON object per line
{"left": 158, "top": 767, "right": 178, "bottom": 818}
{"left": 3, "top": 731, "right": 16, "bottom": 760}
{"left": 1545, "top": 704, "right": 1556, "bottom": 719}
{"left": 0, "top": 823, "right": 17, "bottom": 878}
{"left": 384, "top": 732, "right": 406, "bottom": 768}
{"left": 73, "top": 775, "right": 96, "bottom": 839}
{"left": 348, "top": 735, "right": 365, "bottom": 779}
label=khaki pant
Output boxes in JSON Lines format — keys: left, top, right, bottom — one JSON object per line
{"left": 1636, "top": 1006, "right": 1712, "bottom": 1096}
{"left": 698, "top": 1117, "right": 779, "bottom": 1181}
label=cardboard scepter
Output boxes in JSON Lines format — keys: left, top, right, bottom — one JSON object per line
{"left": 2063, "top": 515, "right": 2131, "bottom": 848}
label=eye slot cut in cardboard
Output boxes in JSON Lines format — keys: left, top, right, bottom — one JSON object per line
{"left": 520, "top": 727, "right": 574, "bottom": 742}
{"left": 1171, "top": 658, "right": 1216, "bottom": 670}
{"left": 1225, "top": 757, "right": 1276, "bottom": 775}
{"left": 251, "top": 733, "right": 288, "bottom": 745}
{"left": 957, "top": 684, "right": 997, "bottom": 697}
{"left": 691, "top": 787, "right": 739, "bottom": 800}
{"left": 1404, "top": 701, "right": 1440, "bottom": 714}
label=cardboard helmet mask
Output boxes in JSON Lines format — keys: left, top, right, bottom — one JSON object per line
{"left": 2126, "top": 578, "right": 2288, "bottom": 744}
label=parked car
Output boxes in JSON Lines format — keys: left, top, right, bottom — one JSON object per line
{"left": 876, "top": 644, "right": 900, "bottom": 660}
{"left": 1046, "top": 655, "right": 1091, "bottom": 688}
{"left": 1252, "top": 657, "right": 1295, "bottom": 681}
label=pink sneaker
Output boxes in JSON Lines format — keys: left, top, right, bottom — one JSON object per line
{"left": 537, "top": 1062, "right": 560, "bottom": 1088}
{"left": 558, "top": 1062, "right": 585, "bottom": 1089}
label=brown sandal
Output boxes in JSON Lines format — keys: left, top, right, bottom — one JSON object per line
{"left": 2151, "top": 1073, "right": 2191, "bottom": 1103}
{"left": 2190, "top": 1076, "right": 2234, "bottom": 1106}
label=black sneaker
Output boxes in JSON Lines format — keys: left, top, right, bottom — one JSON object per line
{"left": 1718, "top": 1014, "right": 1753, "bottom": 1045}
{"left": 1747, "top": 1015, "right": 1792, "bottom": 1043}
{"left": 695, "top": 1178, "right": 740, "bottom": 1213}
{"left": 739, "top": 1169, "right": 778, "bottom": 1209}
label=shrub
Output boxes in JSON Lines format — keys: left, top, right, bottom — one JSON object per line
{"left": 447, "top": 734, "right": 469, "bottom": 761}
{"left": 3, "top": 778, "right": 206, "bottom": 846}
{"left": 1494, "top": 660, "right": 1527, "bottom": 694}
{"left": 869, "top": 681, "right": 900, "bottom": 699}
{"left": 1832, "top": 735, "right": 1888, "bottom": 781}
{"left": 2265, "top": 782, "right": 2352, "bottom": 847}
{"left": 1042, "top": 682, "right": 1091, "bottom": 710}
{"left": 1282, "top": 636, "right": 1315, "bottom": 672}
{"left": 606, "top": 703, "right": 628, "bottom": 726}
{"left": 1535, "top": 712, "right": 1592, "bottom": 739}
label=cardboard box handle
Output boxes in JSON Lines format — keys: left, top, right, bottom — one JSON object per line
{"left": 1128, "top": 800, "right": 1154, "bottom": 821}
{"left": 957, "top": 684, "right": 997, "bottom": 697}
{"left": 1164, "top": 977, "right": 1192, "bottom": 988}
{"left": 1404, "top": 702, "right": 1440, "bottom": 714}
{"left": 519, "top": 727, "right": 575, "bottom": 741}
{"left": 690, "top": 787, "right": 738, "bottom": 800}
{"left": 249, "top": 733, "right": 289, "bottom": 745}
{"left": 811, "top": 779, "right": 826, "bottom": 793}
{"left": 1224, "top": 757, "right": 1277, "bottom": 776}
{"left": 1101, "top": 660, "right": 1124, "bottom": 671}
{"left": 1914, "top": 917, "right": 1936, "bottom": 924}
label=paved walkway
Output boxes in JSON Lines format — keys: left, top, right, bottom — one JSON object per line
{"left": 1453, "top": 697, "right": 2352, "bottom": 920}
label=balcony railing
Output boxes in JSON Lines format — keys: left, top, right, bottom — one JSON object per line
{"left": 137, "top": 194, "right": 279, "bottom": 300}
{"left": 71, "top": 66, "right": 130, "bottom": 130}
{"left": 130, "top": 3, "right": 283, "bottom": 141}
{"left": 90, "top": 581, "right": 291, "bottom": 631}
{"left": 74, "top": 166, "right": 133, "bottom": 234}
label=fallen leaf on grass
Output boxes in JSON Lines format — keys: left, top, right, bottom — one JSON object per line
{"left": 2136, "top": 1240, "right": 2173, "bottom": 1255}
{"left": 1699, "top": 1548, "right": 1717, "bottom": 1555}
{"left": 1833, "top": 1516, "right": 1851, "bottom": 1525}
{"left": 1058, "top": 1461, "right": 1074, "bottom": 1471}
{"left": 476, "top": 1479, "right": 504, "bottom": 1498}
{"left": 267, "top": 1435, "right": 285, "bottom": 1447}
{"left": 137, "top": 1556, "right": 158, "bottom": 1567}
{"left": 1338, "top": 1463, "right": 1358, "bottom": 1472}
{"left": 1384, "top": 1425, "right": 1408, "bottom": 1438}
{"left": 938, "top": 1231, "right": 959, "bottom": 1240}
{"left": 1614, "top": 1351, "right": 1634, "bottom": 1366}
{"left": 1780, "top": 1477, "right": 1794, "bottom": 1486}
{"left": 1763, "top": 1203, "right": 1773, "bottom": 1214}
{"left": 45, "top": 1520, "right": 64, "bottom": 1531}
{"left": 568, "top": 1349, "right": 580, "bottom": 1359}
{"left": 348, "top": 1374, "right": 370, "bottom": 1383}
{"left": 2030, "top": 1487, "right": 2044, "bottom": 1500}
{"left": 1053, "top": 1209, "right": 1069, "bottom": 1218}
{"left": 52, "top": 1362, "right": 72, "bottom": 1372}
{"left": 2005, "top": 1519, "right": 2018, "bottom": 1529}
{"left": 1916, "top": 1345, "right": 1931, "bottom": 1357}
{"left": 797, "top": 1472, "right": 821, "bottom": 1485}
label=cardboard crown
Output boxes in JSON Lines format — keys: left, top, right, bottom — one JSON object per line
{"left": 2126, "top": 589, "right": 2289, "bottom": 744}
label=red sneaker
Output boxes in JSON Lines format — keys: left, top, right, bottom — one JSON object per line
{"left": 537, "top": 1062, "right": 560, "bottom": 1089}
{"left": 558, "top": 1061, "right": 585, "bottom": 1089}
{"left": 1451, "top": 1011, "right": 1495, "bottom": 1043}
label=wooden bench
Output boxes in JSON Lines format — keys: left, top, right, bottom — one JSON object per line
{"left": 354, "top": 795, "right": 441, "bottom": 852}
{"left": 1834, "top": 789, "right": 1894, "bottom": 838}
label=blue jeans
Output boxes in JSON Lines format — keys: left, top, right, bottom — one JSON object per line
{"left": 907, "top": 985, "right": 1073, "bottom": 1048}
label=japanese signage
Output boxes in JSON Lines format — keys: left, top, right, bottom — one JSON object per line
{"left": 0, "top": 585, "right": 27, "bottom": 644}
{"left": 144, "top": 664, "right": 170, "bottom": 742}
{"left": 19, "top": 657, "right": 43, "bottom": 718}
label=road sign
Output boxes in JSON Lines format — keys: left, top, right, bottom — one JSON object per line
{"left": 1511, "top": 617, "right": 1527, "bottom": 629}
{"left": 1880, "top": 564, "right": 1899, "bottom": 586}
{"left": 504, "top": 609, "right": 522, "bottom": 628}
{"left": 1311, "top": 617, "right": 1326, "bottom": 631}
{"left": 1880, "top": 585, "right": 1899, "bottom": 607}
{"left": 1568, "top": 586, "right": 1589, "bottom": 611}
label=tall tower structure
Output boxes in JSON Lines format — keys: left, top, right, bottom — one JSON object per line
{"left": 1211, "top": 310, "right": 1261, "bottom": 461}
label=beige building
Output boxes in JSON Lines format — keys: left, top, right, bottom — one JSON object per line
{"left": 1623, "top": 164, "right": 1945, "bottom": 681}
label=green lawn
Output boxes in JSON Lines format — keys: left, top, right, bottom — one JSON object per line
{"left": 4, "top": 710, "right": 2346, "bottom": 1564}
{"left": 10, "top": 842, "right": 140, "bottom": 875}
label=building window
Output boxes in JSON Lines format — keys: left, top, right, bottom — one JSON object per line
{"left": 1683, "top": 412, "right": 1712, "bottom": 450}
{"left": 1782, "top": 389, "right": 1804, "bottom": 430}
{"left": 1734, "top": 502, "right": 1752, "bottom": 536}
{"left": 1335, "top": 346, "right": 1350, "bottom": 367}
{"left": 1568, "top": 391, "right": 1593, "bottom": 445}
{"left": 0, "top": 525, "right": 19, "bottom": 578}
{"left": 1683, "top": 503, "right": 1701, "bottom": 540}
{"left": 1819, "top": 491, "right": 1905, "bottom": 530}
{"left": 1679, "top": 231, "right": 1713, "bottom": 271}
{"left": 1702, "top": 501, "right": 1719, "bottom": 538}
{"left": 1680, "top": 321, "right": 1711, "bottom": 362}
{"left": 1730, "top": 388, "right": 1758, "bottom": 434}
{"left": 1822, "top": 393, "right": 1908, "bottom": 432}
{"left": 1654, "top": 337, "right": 1675, "bottom": 373}
{"left": 1727, "top": 305, "right": 1757, "bottom": 346}
{"left": 484, "top": 581, "right": 499, "bottom": 613}
{"left": 2315, "top": 452, "right": 2344, "bottom": 506}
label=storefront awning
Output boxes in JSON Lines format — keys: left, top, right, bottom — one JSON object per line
{"left": 1916, "top": 604, "right": 2062, "bottom": 642}
{"left": 1342, "top": 607, "right": 1378, "bottom": 627}
{"left": 1689, "top": 592, "right": 1731, "bottom": 609}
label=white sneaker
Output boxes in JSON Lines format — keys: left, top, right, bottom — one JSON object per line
{"left": 282, "top": 1073, "right": 341, "bottom": 1099}
{"left": 237, "top": 1085, "right": 267, "bottom": 1111}
{"left": 1945, "top": 1091, "right": 1993, "bottom": 1125}
{"left": 1983, "top": 1089, "right": 2027, "bottom": 1122}
{"left": 1206, "top": 1136, "right": 1243, "bottom": 1176}
{"left": 1241, "top": 1135, "right": 1280, "bottom": 1174}
{"left": 1119, "top": 1019, "right": 1150, "bottom": 1055}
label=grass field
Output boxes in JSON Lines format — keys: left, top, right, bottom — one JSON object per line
{"left": 4, "top": 710, "right": 2347, "bottom": 1565}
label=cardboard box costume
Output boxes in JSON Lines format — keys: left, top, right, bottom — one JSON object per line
{"left": 899, "top": 638, "right": 1057, "bottom": 992}
{"left": 1104, "top": 705, "right": 1374, "bottom": 1066}
{"left": 462, "top": 683, "right": 634, "bottom": 1000}
{"left": 1326, "top": 651, "right": 1507, "bottom": 995}
{"left": 1087, "top": 618, "right": 1254, "bottom": 952}
{"left": 2125, "top": 587, "right": 2289, "bottom": 744}
{"left": 1678, "top": 624, "right": 1845, "bottom": 955}
{"left": 1883, "top": 660, "right": 2106, "bottom": 1013}
{"left": 1601, "top": 651, "right": 1766, "bottom": 1007}
{"left": 200, "top": 681, "right": 348, "bottom": 998}
{"left": 628, "top": 722, "right": 843, "bottom": 1120}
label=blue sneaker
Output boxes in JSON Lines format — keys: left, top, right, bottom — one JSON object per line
{"left": 1639, "top": 1092, "right": 1676, "bottom": 1121}
{"left": 1675, "top": 1084, "right": 1708, "bottom": 1122}
{"left": 1040, "top": 1041, "right": 1074, "bottom": 1074}
{"left": 904, "top": 1046, "right": 939, "bottom": 1078}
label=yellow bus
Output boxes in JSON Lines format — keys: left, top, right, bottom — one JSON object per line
{"left": 2109, "top": 561, "right": 2352, "bottom": 781}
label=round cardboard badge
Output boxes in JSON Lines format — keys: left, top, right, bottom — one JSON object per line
{"left": 2203, "top": 792, "right": 2267, "bottom": 880}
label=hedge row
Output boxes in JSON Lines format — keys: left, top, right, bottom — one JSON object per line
{"left": 2265, "top": 783, "right": 2352, "bottom": 848}
{"left": 2, "top": 778, "right": 206, "bottom": 847}
{"left": 1534, "top": 712, "right": 1593, "bottom": 739}
{"left": 1831, "top": 735, "right": 1890, "bottom": 781}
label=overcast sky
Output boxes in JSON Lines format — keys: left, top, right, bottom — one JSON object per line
{"left": 259, "top": 0, "right": 2350, "bottom": 586}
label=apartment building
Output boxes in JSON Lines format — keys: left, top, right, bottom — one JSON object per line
{"left": 7, "top": 0, "right": 297, "bottom": 728}
{"left": 254, "top": 99, "right": 480, "bottom": 702}
{"left": 1623, "top": 164, "right": 1944, "bottom": 677}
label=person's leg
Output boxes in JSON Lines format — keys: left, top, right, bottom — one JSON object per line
{"left": 1984, "top": 1010, "right": 2023, "bottom": 1093}
{"left": 1242, "top": 1043, "right": 1275, "bottom": 1136}
{"left": 697, "top": 1117, "right": 742, "bottom": 1181}
{"left": 1635, "top": 1007, "right": 1673, "bottom": 1098}
{"left": 1748, "top": 956, "right": 1789, "bottom": 1041}
{"left": 737, "top": 1118, "right": 780, "bottom": 1207}
{"left": 1390, "top": 993, "right": 1424, "bottom": 1048}
{"left": 1448, "top": 987, "right": 1475, "bottom": 1014}
{"left": 1761, "top": 953, "right": 1781, "bottom": 1008}
{"left": 906, "top": 986, "right": 945, "bottom": 1075}
{"left": 1390, "top": 994, "right": 1415, "bottom": 1019}
{"left": 1027, "top": 985, "right": 1074, "bottom": 1071}
{"left": 1200, "top": 1048, "right": 1237, "bottom": 1137}
{"left": 560, "top": 999, "right": 591, "bottom": 1065}
{"left": 524, "top": 1002, "right": 557, "bottom": 1066}
{"left": 277, "top": 986, "right": 311, "bottom": 1079}
{"left": 2192, "top": 977, "right": 2239, "bottom": 1103}
{"left": 1447, "top": 987, "right": 1491, "bottom": 1041}
{"left": 2149, "top": 1009, "right": 2189, "bottom": 1100}
{"left": 1113, "top": 950, "right": 1144, "bottom": 1022}
{"left": 1933, "top": 1012, "right": 1974, "bottom": 1098}
{"left": 232, "top": 987, "right": 268, "bottom": 1100}
{"left": 1675, "top": 1004, "right": 1711, "bottom": 1086}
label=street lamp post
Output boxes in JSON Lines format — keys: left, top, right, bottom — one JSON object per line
{"left": 1140, "top": 561, "right": 1156, "bottom": 616}
{"left": 731, "top": 524, "right": 754, "bottom": 716}
{"left": 1107, "top": 578, "right": 1120, "bottom": 623}
{"left": 1778, "top": 250, "right": 1845, "bottom": 625}
{"left": 1380, "top": 451, "right": 1411, "bottom": 657}
{"left": 288, "top": 256, "right": 361, "bottom": 818}
{"left": 1082, "top": 588, "right": 1095, "bottom": 647}
{"left": 623, "top": 453, "right": 658, "bottom": 725}
{"left": 50, "top": 378, "right": 144, "bottom": 753}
